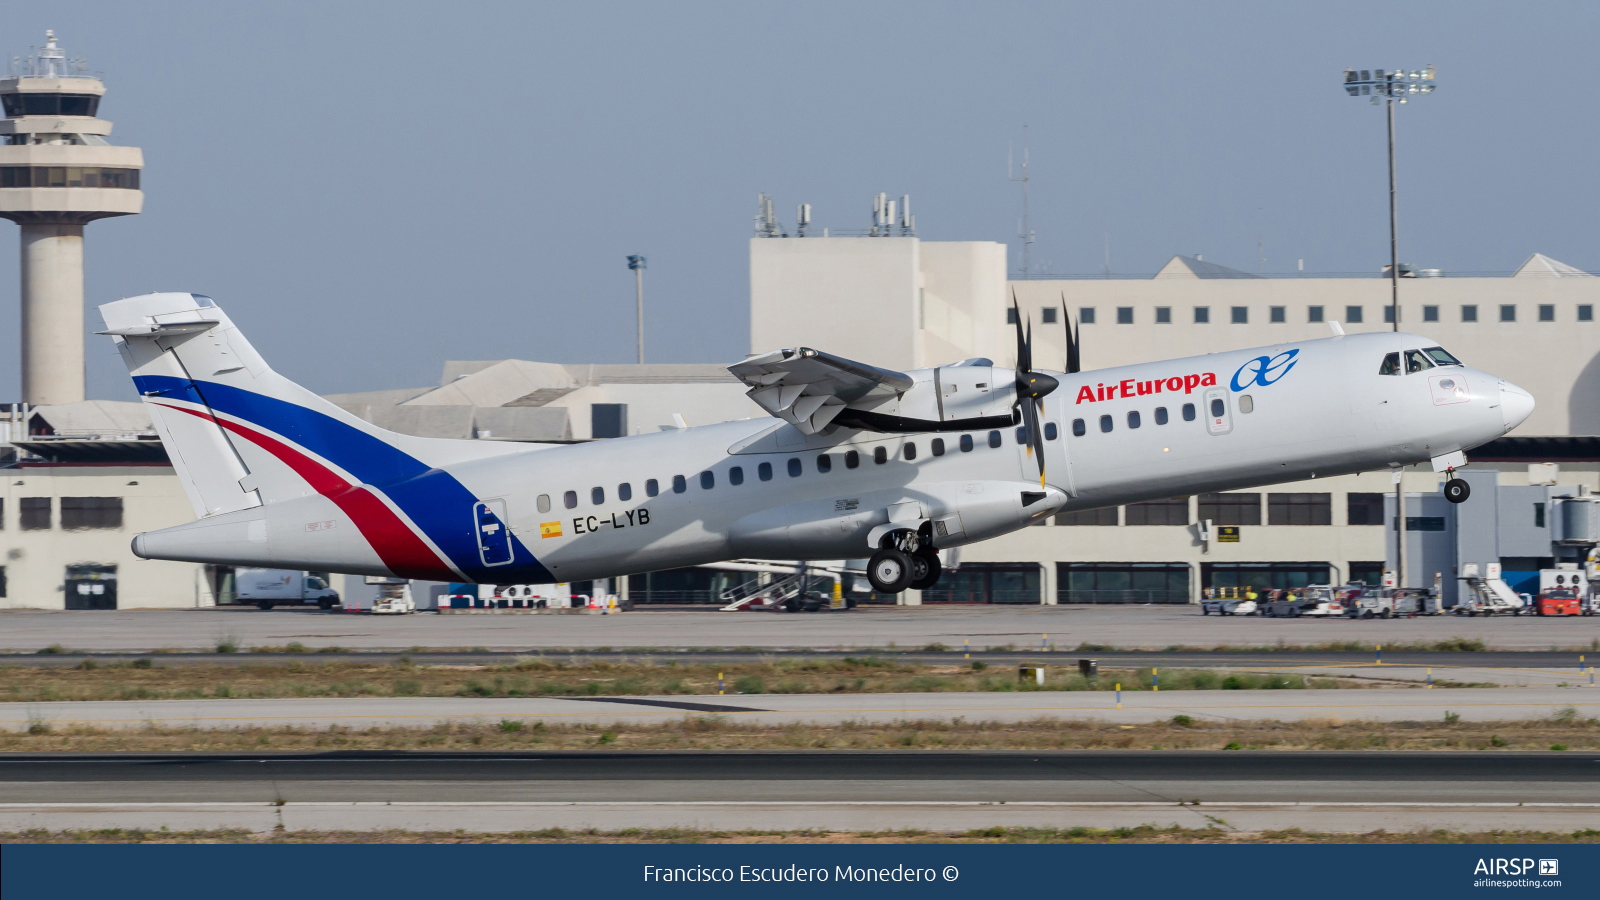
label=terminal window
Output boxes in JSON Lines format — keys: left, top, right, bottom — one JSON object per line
{"left": 591, "top": 403, "right": 627, "bottom": 439}
{"left": 1125, "top": 498, "right": 1190, "bottom": 526}
{"left": 1198, "top": 492, "right": 1261, "bottom": 526}
{"left": 1384, "top": 306, "right": 1396, "bottom": 324}
{"left": 1346, "top": 493, "right": 1385, "bottom": 525}
{"left": 1007, "top": 308, "right": 1018, "bottom": 324}
{"left": 1500, "top": 304, "right": 1516, "bottom": 322}
{"left": 60, "top": 497, "right": 122, "bottom": 530}
{"left": 1117, "top": 307, "right": 1134, "bottom": 324}
{"left": 1231, "top": 306, "right": 1248, "bottom": 324}
{"left": 1423, "top": 305, "right": 1439, "bottom": 322}
{"left": 1462, "top": 304, "right": 1478, "bottom": 322}
{"left": 1345, "top": 305, "right": 1363, "bottom": 323}
{"left": 1057, "top": 506, "right": 1118, "bottom": 526}
{"left": 20, "top": 497, "right": 50, "bottom": 530}
{"left": 1155, "top": 306, "right": 1172, "bottom": 324}
{"left": 1580, "top": 305, "right": 1594, "bottom": 321}
{"left": 1307, "top": 306, "right": 1324, "bottom": 323}
{"left": 1079, "top": 307, "right": 1096, "bottom": 324}
{"left": 1059, "top": 563, "right": 1190, "bottom": 604}
{"left": 1267, "top": 493, "right": 1331, "bottom": 526}
{"left": 1193, "top": 306, "right": 1210, "bottom": 324}
{"left": 1041, "top": 307, "right": 1058, "bottom": 324}
{"left": 1269, "top": 306, "right": 1286, "bottom": 323}
{"left": 1538, "top": 304, "right": 1554, "bottom": 322}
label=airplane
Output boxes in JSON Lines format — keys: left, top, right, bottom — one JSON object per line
{"left": 99, "top": 291, "right": 1534, "bottom": 595}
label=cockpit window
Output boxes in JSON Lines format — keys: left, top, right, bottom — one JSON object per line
{"left": 1423, "top": 346, "right": 1461, "bottom": 366}
{"left": 1378, "top": 352, "right": 1401, "bottom": 376}
{"left": 1405, "top": 349, "right": 1435, "bottom": 374}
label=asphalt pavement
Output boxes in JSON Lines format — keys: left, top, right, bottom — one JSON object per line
{"left": 6, "top": 687, "right": 1597, "bottom": 732}
{"left": 3, "top": 751, "right": 1595, "bottom": 833}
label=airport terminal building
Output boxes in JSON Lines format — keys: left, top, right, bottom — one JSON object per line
{"left": 3, "top": 225, "right": 1596, "bottom": 609}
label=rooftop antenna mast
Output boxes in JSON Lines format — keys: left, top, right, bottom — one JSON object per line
{"left": 1008, "top": 128, "right": 1034, "bottom": 276}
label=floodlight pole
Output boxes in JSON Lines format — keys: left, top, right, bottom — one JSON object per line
{"left": 627, "top": 254, "right": 646, "bottom": 361}
{"left": 1386, "top": 92, "right": 1406, "bottom": 592}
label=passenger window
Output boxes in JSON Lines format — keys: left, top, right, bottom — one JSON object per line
{"left": 1016, "top": 426, "right": 1028, "bottom": 445}
{"left": 960, "top": 434, "right": 974, "bottom": 452}
{"left": 1099, "top": 415, "right": 1113, "bottom": 433}
{"left": 729, "top": 466, "right": 744, "bottom": 485}
{"left": 646, "top": 479, "right": 659, "bottom": 497}
{"left": 845, "top": 450, "right": 860, "bottom": 469}
{"left": 591, "top": 487, "right": 605, "bottom": 505}
{"left": 931, "top": 438, "right": 945, "bottom": 456}
{"left": 1379, "top": 352, "right": 1401, "bottom": 375}
{"left": 787, "top": 458, "right": 803, "bottom": 477}
{"left": 988, "top": 430, "right": 1002, "bottom": 448}
{"left": 1071, "top": 419, "right": 1086, "bottom": 437}
{"left": 874, "top": 446, "right": 888, "bottom": 464}
{"left": 700, "top": 471, "right": 714, "bottom": 489}
{"left": 1238, "top": 395, "right": 1254, "bottom": 413}
{"left": 1182, "top": 403, "right": 1196, "bottom": 421}
{"left": 563, "top": 490, "right": 578, "bottom": 509}
{"left": 817, "top": 454, "right": 832, "bottom": 473}
{"left": 1128, "top": 411, "right": 1141, "bottom": 429}
{"left": 672, "top": 475, "right": 687, "bottom": 494}
{"left": 758, "top": 462, "right": 773, "bottom": 481}
{"left": 1155, "top": 407, "right": 1168, "bottom": 425}
{"left": 1210, "top": 398, "right": 1225, "bottom": 418}
{"left": 537, "top": 494, "right": 551, "bottom": 513}
{"left": 1044, "top": 423, "right": 1057, "bottom": 441}
{"left": 618, "top": 483, "right": 632, "bottom": 501}
{"left": 1405, "top": 349, "right": 1434, "bottom": 374}
{"left": 904, "top": 442, "right": 917, "bottom": 460}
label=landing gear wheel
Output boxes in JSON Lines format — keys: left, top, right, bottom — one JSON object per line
{"left": 867, "top": 548, "right": 914, "bottom": 594}
{"left": 908, "top": 550, "right": 942, "bottom": 591}
{"left": 1444, "top": 478, "right": 1471, "bottom": 504}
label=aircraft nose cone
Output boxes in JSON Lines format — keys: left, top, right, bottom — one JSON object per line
{"left": 1498, "top": 382, "right": 1535, "bottom": 432}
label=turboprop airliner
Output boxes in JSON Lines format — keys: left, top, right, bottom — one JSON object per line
{"left": 100, "top": 292, "right": 1533, "bottom": 594}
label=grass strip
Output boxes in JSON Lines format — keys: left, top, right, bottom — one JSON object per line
{"left": 0, "top": 657, "right": 1404, "bottom": 704}
{"left": 6, "top": 711, "right": 1595, "bottom": 752}
{"left": 5, "top": 825, "right": 1598, "bottom": 844}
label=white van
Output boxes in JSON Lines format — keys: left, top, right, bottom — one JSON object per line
{"left": 235, "top": 569, "right": 341, "bottom": 610}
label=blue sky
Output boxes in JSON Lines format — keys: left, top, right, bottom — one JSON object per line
{"left": 3, "top": 0, "right": 1596, "bottom": 400}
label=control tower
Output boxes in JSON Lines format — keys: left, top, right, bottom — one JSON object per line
{"left": 1, "top": 31, "right": 143, "bottom": 405}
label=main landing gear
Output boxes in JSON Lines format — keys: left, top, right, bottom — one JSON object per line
{"left": 867, "top": 530, "right": 943, "bottom": 594}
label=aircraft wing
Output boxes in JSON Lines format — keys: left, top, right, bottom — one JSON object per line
{"left": 729, "top": 347, "right": 914, "bottom": 434}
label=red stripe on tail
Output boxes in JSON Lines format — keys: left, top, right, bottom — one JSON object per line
{"left": 155, "top": 403, "right": 456, "bottom": 580}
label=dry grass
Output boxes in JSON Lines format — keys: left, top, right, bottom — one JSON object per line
{"left": 4, "top": 714, "right": 1595, "bottom": 753}
{"left": 0, "top": 657, "right": 1379, "bottom": 703}
{"left": 6, "top": 825, "right": 1598, "bottom": 844}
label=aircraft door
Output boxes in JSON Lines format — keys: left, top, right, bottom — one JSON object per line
{"left": 1203, "top": 388, "right": 1233, "bottom": 435}
{"left": 474, "top": 499, "right": 514, "bottom": 567}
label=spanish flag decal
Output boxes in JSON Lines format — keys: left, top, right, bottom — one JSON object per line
{"left": 539, "top": 521, "right": 562, "bottom": 539}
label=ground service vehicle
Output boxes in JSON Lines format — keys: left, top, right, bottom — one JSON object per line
{"left": 100, "top": 293, "right": 1533, "bottom": 594}
{"left": 234, "top": 568, "right": 340, "bottom": 610}
{"left": 1201, "top": 598, "right": 1256, "bottom": 615}
{"left": 1534, "top": 588, "right": 1582, "bottom": 616}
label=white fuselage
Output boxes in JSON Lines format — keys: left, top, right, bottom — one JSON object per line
{"left": 130, "top": 328, "right": 1528, "bottom": 586}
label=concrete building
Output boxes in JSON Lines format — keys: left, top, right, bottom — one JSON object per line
{"left": 1, "top": 31, "right": 144, "bottom": 406}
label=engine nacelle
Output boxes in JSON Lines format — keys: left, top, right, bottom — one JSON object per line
{"left": 834, "top": 360, "right": 1019, "bottom": 433}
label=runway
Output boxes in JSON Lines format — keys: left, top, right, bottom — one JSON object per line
{"left": 6, "top": 687, "right": 1598, "bottom": 732}
{"left": 3, "top": 751, "right": 1595, "bottom": 833}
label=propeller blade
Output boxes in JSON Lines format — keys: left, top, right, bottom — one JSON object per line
{"left": 1021, "top": 397, "right": 1046, "bottom": 486}
{"left": 1062, "top": 291, "right": 1080, "bottom": 374}
{"left": 1010, "top": 291, "right": 1029, "bottom": 374}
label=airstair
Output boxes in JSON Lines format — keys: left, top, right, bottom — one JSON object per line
{"left": 1457, "top": 573, "right": 1527, "bottom": 616}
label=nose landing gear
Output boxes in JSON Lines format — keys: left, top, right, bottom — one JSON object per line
{"left": 1443, "top": 467, "right": 1471, "bottom": 504}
